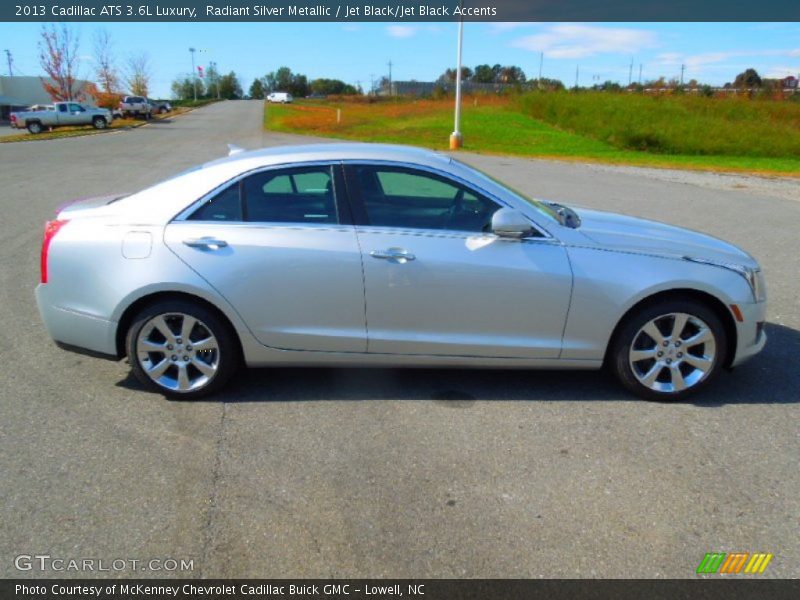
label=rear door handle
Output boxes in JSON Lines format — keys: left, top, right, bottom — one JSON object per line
{"left": 183, "top": 237, "right": 228, "bottom": 250}
{"left": 370, "top": 248, "right": 416, "bottom": 263}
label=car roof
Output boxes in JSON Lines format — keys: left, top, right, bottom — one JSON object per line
{"left": 202, "top": 142, "right": 452, "bottom": 171}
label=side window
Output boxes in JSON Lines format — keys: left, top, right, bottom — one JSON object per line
{"left": 352, "top": 166, "right": 499, "bottom": 232}
{"left": 58, "top": 104, "right": 67, "bottom": 113}
{"left": 188, "top": 183, "right": 242, "bottom": 222}
{"left": 243, "top": 166, "right": 337, "bottom": 224}
{"left": 68, "top": 103, "right": 84, "bottom": 112}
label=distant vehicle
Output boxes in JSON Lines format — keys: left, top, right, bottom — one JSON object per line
{"left": 267, "top": 92, "right": 293, "bottom": 104}
{"left": 147, "top": 98, "right": 172, "bottom": 114}
{"left": 119, "top": 96, "right": 153, "bottom": 119}
{"left": 10, "top": 102, "right": 112, "bottom": 134}
{"left": 306, "top": 93, "right": 327, "bottom": 100}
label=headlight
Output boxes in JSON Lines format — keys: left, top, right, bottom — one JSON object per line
{"left": 683, "top": 257, "right": 766, "bottom": 302}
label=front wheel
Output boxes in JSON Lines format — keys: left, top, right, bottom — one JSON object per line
{"left": 126, "top": 300, "right": 239, "bottom": 399}
{"left": 609, "top": 299, "right": 727, "bottom": 401}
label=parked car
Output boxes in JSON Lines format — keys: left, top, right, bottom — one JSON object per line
{"left": 266, "top": 92, "right": 293, "bottom": 103}
{"left": 147, "top": 98, "right": 172, "bottom": 114}
{"left": 35, "top": 144, "right": 767, "bottom": 400}
{"left": 118, "top": 95, "right": 152, "bottom": 119}
{"left": 10, "top": 102, "right": 112, "bottom": 134}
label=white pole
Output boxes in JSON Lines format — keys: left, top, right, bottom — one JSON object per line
{"left": 450, "top": 18, "right": 464, "bottom": 149}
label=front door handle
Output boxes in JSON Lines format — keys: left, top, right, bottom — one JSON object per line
{"left": 370, "top": 248, "right": 416, "bottom": 263}
{"left": 183, "top": 237, "right": 228, "bottom": 250}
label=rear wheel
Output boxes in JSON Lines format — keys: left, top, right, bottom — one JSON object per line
{"left": 92, "top": 116, "right": 107, "bottom": 129}
{"left": 27, "top": 121, "right": 42, "bottom": 134}
{"left": 610, "top": 299, "right": 727, "bottom": 401}
{"left": 126, "top": 300, "right": 239, "bottom": 399}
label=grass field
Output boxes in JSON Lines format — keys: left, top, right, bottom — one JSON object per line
{"left": 263, "top": 95, "right": 800, "bottom": 175}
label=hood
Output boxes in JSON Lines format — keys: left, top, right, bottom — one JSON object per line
{"left": 574, "top": 208, "right": 758, "bottom": 268}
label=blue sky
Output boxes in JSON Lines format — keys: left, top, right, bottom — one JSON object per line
{"left": 1, "top": 22, "right": 798, "bottom": 97}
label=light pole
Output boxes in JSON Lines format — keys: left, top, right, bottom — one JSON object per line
{"left": 449, "top": 17, "right": 464, "bottom": 150}
{"left": 189, "top": 47, "right": 197, "bottom": 101}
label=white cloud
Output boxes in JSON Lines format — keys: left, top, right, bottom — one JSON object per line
{"left": 386, "top": 25, "right": 417, "bottom": 39}
{"left": 511, "top": 24, "right": 657, "bottom": 59}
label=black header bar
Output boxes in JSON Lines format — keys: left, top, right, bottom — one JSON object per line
{"left": 3, "top": 1, "right": 800, "bottom": 22}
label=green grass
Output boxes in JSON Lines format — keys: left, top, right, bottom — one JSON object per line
{"left": 264, "top": 96, "right": 800, "bottom": 176}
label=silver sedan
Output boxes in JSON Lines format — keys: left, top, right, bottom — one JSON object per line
{"left": 36, "top": 143, "right": 767, "bottom": 400}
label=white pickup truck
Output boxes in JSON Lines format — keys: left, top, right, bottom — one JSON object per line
{"left": 118, "top": 95, "right": 153, "bottom": 119}
{"left": 10, "top": 102, "right": 113, "bottom": 134}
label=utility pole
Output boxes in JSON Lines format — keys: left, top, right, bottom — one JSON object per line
{"left": 680, "top": 63, "right": 685, "bottom": 86}
{"left": 4, "top": 49, "right": 12, "bottom": 76}
{"left": 189, "top": 47, "right": 197, "bottom": 101}
{"left": 387, "top": 60, "right": 393, "bottom": 96}
{"left": 575, "top": 65, "right": 579, "bottom": 89}
{"left": 449, "top": 14, "right": 464, "bottom": 149}
{"left": 538, "top": 52, "right": 543, "bottom": 87}
{"left": 639, "top": 63, "right": 643, "bottom": 85}
{"left": 629, "top": 58, "right": 633, "bottom": 86}
{"left": 369, "top": 74, "right": 375, "bottom": 96}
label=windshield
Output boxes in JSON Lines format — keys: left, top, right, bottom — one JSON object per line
{"left": 451, "top": 159, "right": 562, "bottom": 223}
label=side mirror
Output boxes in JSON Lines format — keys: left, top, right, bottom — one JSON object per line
{"left": 491, "top": 208, "right": 534, "bottom": 239}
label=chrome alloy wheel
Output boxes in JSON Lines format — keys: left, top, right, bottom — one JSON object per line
{"left": 628, "top": 312, "right": 717, "bottom": 394}
{"left": 136, "top": 313, "right": 220, "bottom": 392}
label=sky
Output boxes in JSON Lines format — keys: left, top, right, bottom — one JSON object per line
{"left": 1, "top": 21, "right": 798, "bottom": 98}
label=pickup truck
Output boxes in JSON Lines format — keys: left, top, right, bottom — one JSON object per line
{"left": 10, "top": 102, "right": 113, "bottom": 134}
{"left": 118, "top": 96, "right": 153, "bottom": 119}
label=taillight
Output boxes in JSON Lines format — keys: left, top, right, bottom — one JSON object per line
{"left": 40, "top": 219, "right": 69, "bottom": 284}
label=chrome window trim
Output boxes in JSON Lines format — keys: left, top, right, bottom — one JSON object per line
{"left": 341, "top": 159, "right": 555, "bottom": 240}
{"left": 171, "top": 160, "right": 342, "bottom": 224}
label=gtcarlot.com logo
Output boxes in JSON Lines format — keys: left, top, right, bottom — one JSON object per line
{"left": 696, "top": 552, "right": 773, "bottom": 574}
{"left": 14, "top": 554, "right": 194, "bottom": 572}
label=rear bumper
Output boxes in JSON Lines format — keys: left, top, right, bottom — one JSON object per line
{"left": 730, "top": 300, "right": 767, "bottom": 367}
{"left": 36, "top": 284, "right": 118, "bottom": 358}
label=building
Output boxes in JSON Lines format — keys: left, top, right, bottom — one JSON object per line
{"left": 0, "top": 76, "right": 93, "bottom": 121}
{"left": 781, "top": 75, "right": 798, "bottom": 89}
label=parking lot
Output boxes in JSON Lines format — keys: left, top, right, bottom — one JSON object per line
{"left": 0, "top": 100, "right": 798, "bottom": 578}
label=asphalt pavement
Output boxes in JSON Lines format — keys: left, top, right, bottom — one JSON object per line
{"left": 0, "top": 100, "right": 797, "bottom": 578}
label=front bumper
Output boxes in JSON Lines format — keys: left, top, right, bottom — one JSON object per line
{"left": 730, "top": 300, "right": 767, "bottom": 367}
{"left": 35, "top": 284, "right": 118, "bottom": 358}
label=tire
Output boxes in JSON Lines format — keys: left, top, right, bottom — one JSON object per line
{"left": 126, "top": 300, "right": 239, "bottom": 399}
{"left": 160, "top": 107, "right": 168, "bottom": 114}
{"left": 609, "top": 298, "right": 728, "bottom": 401}
{"left": 27, "top": 121, "right": 42, "bottom": 134}
{"left": 92, "top": 116, "right": 107, "bottom": 130}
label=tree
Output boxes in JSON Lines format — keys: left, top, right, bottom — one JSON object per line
{"left": 264, "top": 67, "right": 309, "bottom": 97}
{"left": 309, "top": 78, "right": 357, "bottom": 95}
{"left": 38, "top": 24, "right": 82, "bottom": 101}
{"left": 249, "top": 78, "right": 265, "bottom": 99}
{"left": 497, "top": 65, "right": 526, "bottom": 84}
{"left": 205, "top": 62, "right": 220, "bottom": 99}
{"left": 93, "top": 29, "right": 118, "bottom": 93}
{"left": 733, "top": 68, "right": 762, "bottom": 89}
{"left": 438, "top": 67, "right": 473, "bottom": 83}
{"left": 125, "top": 53, "right": 151, "bottom": 97}
{"left": 171, "top": 75, "right": 203, "bottom": 100}
{"left": 218, "top": 71, "right": 242, "bottom": 99}
{"left": 472, "top": 64, "right": 495, "bottom": 83}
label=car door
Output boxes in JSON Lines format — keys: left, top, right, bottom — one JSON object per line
{"left": 64, "top": 103, "right": 86, "bottom": 125}
{"left": 164, "top": 163, "right": 367, "bottom": 353}
{"left": 344, "top": 163, "right": 572, "bottom": 359}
